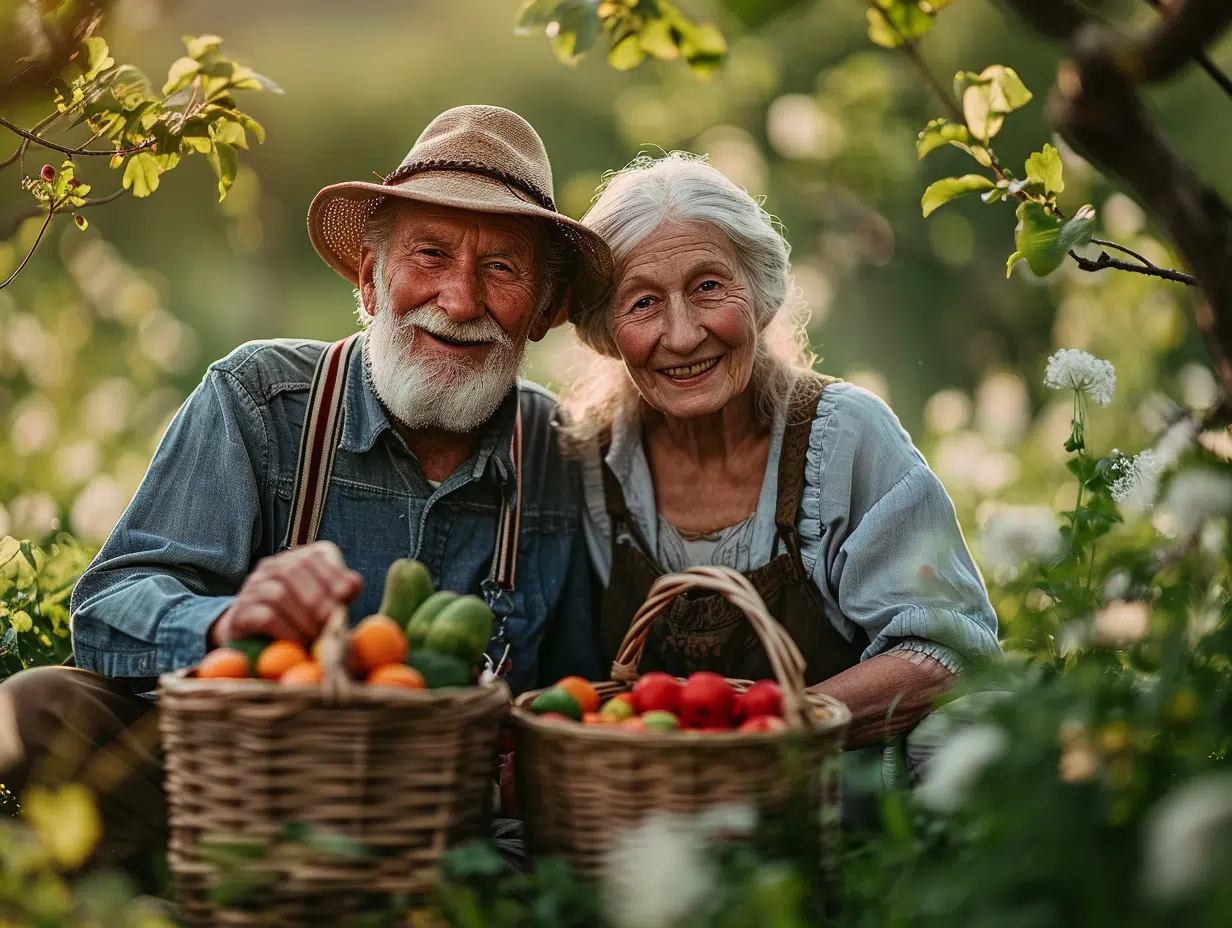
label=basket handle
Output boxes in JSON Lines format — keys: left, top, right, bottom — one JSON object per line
{"left": 610, "top": 565, "right": 813, "bottom": 729}
{"left": 314, "top": 542, "right": 354, "bottom": 703}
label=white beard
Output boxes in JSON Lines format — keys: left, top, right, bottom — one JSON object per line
{"left": 362, "top": 269, "right": 526, "bottom": 433}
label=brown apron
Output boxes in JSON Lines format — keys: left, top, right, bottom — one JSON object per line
{"left": 597, "top": 374, "right": 867, "bottom": 686}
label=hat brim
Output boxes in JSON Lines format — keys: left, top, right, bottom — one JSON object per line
{"left": 307, "top": 170, "right": 612, "bottom": 328}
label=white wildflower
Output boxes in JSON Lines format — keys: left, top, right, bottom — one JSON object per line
{"left": 1102, "top": 570, "right": 1131, "bottom": 602}
{"left": 1056, "top": 620, "right": 1091, "bottom": 657}
{"left": 1159, "top": 469, "right": 1232, "bottom": 540}
{"left": 601, "top": 810, "right": 718, "bottom": 928}
{"left": 1142, "top": 772, "right": 1232, "bottom": 901}
{"left": 976, "top": 504, "right": 1064, "bottom": 571}
{"left": 915, "top": 723, "right": 1008, "bottom": 815}
{"left": 1154, "top": 416, "right": 1199, "bottom": 470}
{"left": 1043, "top": 349, "right": 1116, "bottom": 407}
{"left": 1092, "top": 599, "right": 1151, "bottom": 647}
{"left": 1110, "top": 449, "right": 1164, "bottom": 514}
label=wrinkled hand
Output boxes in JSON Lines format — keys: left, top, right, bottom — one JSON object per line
{"left": 209, "top": 541, "right": 364, "bottom": 648}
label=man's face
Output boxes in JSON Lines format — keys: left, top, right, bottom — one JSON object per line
{"left": 358, "top": 202, "right": 554, "bottom": 433}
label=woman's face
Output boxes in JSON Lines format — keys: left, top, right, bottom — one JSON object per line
{"left": 610, "top": 219, "right": 758, "bottom": 420}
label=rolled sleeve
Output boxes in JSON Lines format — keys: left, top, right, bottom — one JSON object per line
{"left": 69, "top": 366, "right": 268, "bottom": 677}
{"left": 800, "top": 384, "right": 1000, "bottom": 668}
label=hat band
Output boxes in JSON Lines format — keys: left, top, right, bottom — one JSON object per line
{"left": 382, "top": 159, "right": 557, "bottom": 213}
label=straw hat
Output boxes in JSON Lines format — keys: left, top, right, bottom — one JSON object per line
{"left": 307, "top": 105, "right": 613, "bottom": 326}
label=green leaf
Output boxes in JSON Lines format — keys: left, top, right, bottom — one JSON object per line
{"left": 917, "top": 118, "right": 971, "bottom": 159}
{"left": 162, "top": 57, "right": 199, "bottom": 96}
{"left": 121, "top": 152, "right": 162, "bottom": 198}
{"left": 1005, "top": 250, "right": 1023, "bottom": 277}
{"left": 1013, "top": 201, "right": 1096, "bottom": 276}
{"left": 515, "top": 0, "right": 566, "bottom": 31}
{"left": 209, "top": 142, "right": 239, "bottom": 201}
{"left": 921, "top": 174, "right": 996, "bottom": 217}
{"left": 550, "top": 2, "right": 602, "bottom": 63}
{"left": 1025, "top": 142, "right": 1065, "bottom": 195}
{"left": 677, "top": 20, "right": 727, "bottom": 77}
{"left": 185, "top": 34, "right": 225, "bottom": 59}
{"left": 637, "top": 17, "right": 680, "bottom": 60}
{"left": 82, "top": 37, "right": 115, "bottom": 81}
{"left": 229, "top": 66, "right": 284, "bottom": 94}
{"left": 608, "top": 34, "right": 646, "bottom": 70}
{"left": 956, "top": 65, "right": 1033, "bottom": 142}
{"left": 209, "top": 118, "right": 248, "bottom": 150}
{"left": 866, "top": 1, "right": 934, "bottom": 49}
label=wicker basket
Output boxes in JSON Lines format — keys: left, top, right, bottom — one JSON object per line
{"left": 510, "top": 565, "right": 852, "bottom": 884}
{"left": 158, "top": 596, "right": 510, "bottom": 926}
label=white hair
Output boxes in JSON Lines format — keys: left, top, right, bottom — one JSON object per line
{"left": 363, "top": 249, "right": 525, "bottom": 432}
{"left": 559, "top": 152, "right": 815, "bottom": 448}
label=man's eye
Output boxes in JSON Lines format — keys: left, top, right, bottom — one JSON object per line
{"left": 420, "top": 248, "right": 445, "bottom": 258}
{"left": 489, "top": 262, "right": 512, "bottom": 272}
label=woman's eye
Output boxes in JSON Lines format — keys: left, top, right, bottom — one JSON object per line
{"left": 697, "top": 279, "right": 720, "bottom": 292}
{"left": 631, "top": 295, "right": 656, "bottom": 311}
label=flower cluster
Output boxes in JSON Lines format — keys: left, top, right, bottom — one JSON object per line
{"left": 1044, "top": 349, "right": 1117, "bottom": 407}
{"left": 976, "top": 504, "right": 1064, "bottom": 571}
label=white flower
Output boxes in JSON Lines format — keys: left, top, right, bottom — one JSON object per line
{"left": 601, "top": 810, "right": 719, "bottom": 928}
{"left": 1142, "top": 772, "right": 1232, "bottom": 900}
{"left": 1092, "top": 599, "right": 1151, "bottom": 647}
{"left": 1159, "top": 468, "right": 1232, "bottom": 539}
{"left": 1110, "top": 449, "right": 1164, "bottom": 513}
{"left": 915, "top": 723, "right": 1008, "bottom": 815}
{"left": 1102, "top": 570, "right": 1131, "bottom": 602}
{"left": 976, "top": 504, "right": 1064, "bottom": 571}
{"left": 1154, "top": 416, "right": 1199, "bottom": 470}
{"left": 1043, "top": 349, "right": 1116, "bottom": 407}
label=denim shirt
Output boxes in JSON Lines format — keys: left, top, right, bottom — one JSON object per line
{"left": 69, "top": 336, "right": 603, "bottom": 695}
{"left": 581, "top": 382, "right": 1001, "bottom": 674}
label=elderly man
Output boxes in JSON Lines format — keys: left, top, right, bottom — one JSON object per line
{"left": 0, "top": 104, "right": 611, "bottom": 877}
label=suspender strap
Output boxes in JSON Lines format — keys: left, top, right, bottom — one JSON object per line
{"left": 285, "top": 334, "right": 362, "bottom": 549}
{"left": 488, "top": 403, "right": 524, "bottom": 592}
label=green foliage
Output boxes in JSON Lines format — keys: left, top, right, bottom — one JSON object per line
{"left": 515, "top": 0, "right": 726, "bottom": 75}
{"left": 921, "top": 173, "right": 996, "bottom": 217}
{"left": 1008, "top": 202, "right": 1096, "bottom": 277}
{"left": 0, "top": 535, "right": 93, "bottom": 678}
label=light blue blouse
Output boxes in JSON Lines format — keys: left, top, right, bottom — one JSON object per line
{"left": 580, "top": 382, "right": 1001, "bottom": 674}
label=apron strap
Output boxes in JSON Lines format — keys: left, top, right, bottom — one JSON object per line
{"left": 284, "top": 334, "right": 362, "bottom": 549}
{"left": 774, "top": 372, "right": 841, "bottom": 564}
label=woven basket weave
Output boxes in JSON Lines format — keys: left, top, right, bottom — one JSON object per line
{"left": 158, "top": 595, "right": 510, "bottom": 926}
{"left": 510, "top": 565, "right": 851, "bottom": 884}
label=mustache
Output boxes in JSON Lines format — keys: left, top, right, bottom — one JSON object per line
{"left": 393, "top": 304, "right": 514, "bottom": 349}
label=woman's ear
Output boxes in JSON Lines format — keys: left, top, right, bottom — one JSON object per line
{"left": 357, "top": 249, "right": 379, "bottom": 320}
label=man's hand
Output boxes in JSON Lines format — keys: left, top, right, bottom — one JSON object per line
{"left": 209, "top": 541, "right": 364, "bottom": 648}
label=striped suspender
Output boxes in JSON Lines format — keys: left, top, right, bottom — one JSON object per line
{"left": 285, "top": 334, "right": 362, "bottom": 549}
{"left": 284, "top": 334, "right": 523, "bottom": 675}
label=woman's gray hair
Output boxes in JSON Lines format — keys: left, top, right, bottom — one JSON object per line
{"left": 560, "top": 151, "right": 815, "bottom": 448}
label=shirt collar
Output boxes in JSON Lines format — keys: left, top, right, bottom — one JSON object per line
{"left": 339, "top": 334, "right": 519, "bottom": 483}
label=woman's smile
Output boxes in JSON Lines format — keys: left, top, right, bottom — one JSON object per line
{"left": 658, "top": 355, "right": 721, "bottom": 383}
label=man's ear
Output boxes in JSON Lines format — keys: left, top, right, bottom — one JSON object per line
{"left": 529, "top": 285, "right": 571, "bottom": 342}
{"left": 357, "top": 248, "right": 379, "bottom": 319}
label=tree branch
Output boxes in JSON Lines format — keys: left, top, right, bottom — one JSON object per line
{"left": 1142, "top": 0, "right": 1232, "bottom": 99}
{"left": 1136, "top": 0, "right": 1232, "bottom": 84}
{"left": 0, "top": 197, "right": 67, "bottom": 290}
{"left": 1068, "top": 248, "right": 1197, "bottom": 284}
{"left": 0, "top": 115, "right": 156, "bottom": 158}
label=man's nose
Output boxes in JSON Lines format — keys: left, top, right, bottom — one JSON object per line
{"left": 435, "top": 261, "right": 485, "bottom": 323}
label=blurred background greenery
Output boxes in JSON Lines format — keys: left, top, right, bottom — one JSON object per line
{"left": 0, "top": 0, "right": 1228, "bottom": 572}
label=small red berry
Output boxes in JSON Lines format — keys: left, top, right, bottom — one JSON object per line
{"left": 40, "top": 165, "right": 56, "bottom": 182}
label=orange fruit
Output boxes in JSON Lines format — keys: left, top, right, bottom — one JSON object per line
{"left": 197, "top": 648, "right": 251, "bottom": 679}
{"left": 582, "top": 712, "right": 607, "bottom": 725}
{"left": 367, "top": 664, "right": 426, "bottom": 689}
{"left": 349, "top": 615, "right": 408, "bottom": 675}
{"left": 280, "top": 661, "right": 324, "bottom": 685}
{"left": 256, "top": 641, "right": 310, "bottom": 681}
{"left": 556, "top": 676, "right": 600, "bottom": 714}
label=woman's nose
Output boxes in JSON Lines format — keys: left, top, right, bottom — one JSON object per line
{"left": 660, "top": 294, "right": 705, "bottom": 355}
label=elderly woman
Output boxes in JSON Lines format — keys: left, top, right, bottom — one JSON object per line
{"left": 562, "top": 153, "right": 1000, "bottom": 755}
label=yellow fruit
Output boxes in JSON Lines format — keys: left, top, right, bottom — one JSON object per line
{"left": 197, "top": 648, "right": 251, "bottom": 679}
{"left": 367, "top": 663, "right": 427, "bottom": 690}
{"left": 349, "top": 615, "right": 409, "bottom": 675}
{"left": 280, "top": 661, "right": 324, "bottom": 685}
{"left": 256, "top": 641, "right": 310, "bottom": 681}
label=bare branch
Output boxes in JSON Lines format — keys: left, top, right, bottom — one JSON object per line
{"left": 1068, "top": 248, "right": 1198, "bottom": 285}
{"left": 1142, "top": 0, "right": 1232, "bottom": 100}
{"left": 0, "top": 115, "right": 156, "bottom": 158}
{"left": 1137, "top": 0, "right": 1232, "bottom": 84}
{"left": 0, "top": 198, "right": 66, "bottom": 290}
